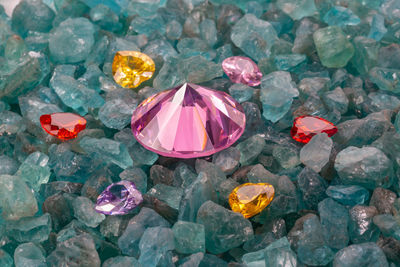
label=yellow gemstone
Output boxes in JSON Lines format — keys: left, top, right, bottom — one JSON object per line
{"left": 229, "top": 183, "right": 275, "bottom": 219}
{"left": 112, "top": 51, "right": 155, "bottom": 89}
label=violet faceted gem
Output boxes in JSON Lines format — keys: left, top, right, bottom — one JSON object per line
{"left": 94, "top": 181, "right": 143, "bottom": 215}
{"left": 222, "top": 56, "right": 262, "bottom": 86}
{"left": 131, "top": 83, "right": 246, "bottom": 159}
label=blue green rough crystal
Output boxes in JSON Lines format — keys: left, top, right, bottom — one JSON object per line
{"left": 0, "top": 249, "right": 13, "bottom": 267}
{"left": 5, "top": 35, "right": 27, "bottom": 62}
{"left": 349, "top": 205, "right": 380, "bottom": 243}
{"left": 228, "top": 84, "right": 254, "bottom": 103}
{"left": 173, "top": 221, "right": 205, "bottom": 254}
{"left": 178, "top": 252, "right": 204, "bottom": 267}
{"left": 72, "top": 196, "right": 105, "bottom": 228}
{"left": 318, "top": 198, "right": 349, "bottom": 250}
{"left": 99, "top": 98, "right": 137, "bottom": 130}
{"left": 89, "top": 4, "right": 122, "bottom": 32}
{"left": 260, "top": 71, "right": 298, "bottom": 122}
{"left": 14, "top": 242, "right": 46, "bottom": 267}
{"left": 0, "top": 155, "right": 18, "bottom": 175}
{"left": 6, "top": 213, "right": 51, "bottom": 243}
{"left": 196, "top": 201, "right": 254, "bottom": 254}
{"left": 178, "top": 55, "right": 223, "bottom": 83}
{"left": 323, "top": 6, "right": 360, "bottom": 27}
{"left": 102, "top": 256, "right": 141, "bottom": 267}
{"left": 335, "top": 146, "right": 394, "bottom": 190}
{"left": 273, "top": 145, "right": 301, "bottom": 169}
{"left": 47, "top": 234, "right": 101, "bottom": 267}
{"left": 0, "top": 111, "right": 24, "bottom": 135}
{"left": 373, "top": 214, "right": 400, "bottom": 240}
{"left": 80, "top": 137, "right": 133, "bottom": 169}
{"left": 368, "top": 14, "right": 387, "bottom": 41}
{"left": 396, "top": 112, "right": 400, "bottom": 134}
{"left": 11, "top": 0, "right": 55, "bottom": 37}
{"left": 0, "top": 175, "right": 38, "bottom": 220}
{"left": 274, "top": 54, "right": 307, "bottom": 72}
{"left": 369, "top": 67, "right": 400, "bottom": 93}
{"left": 313, "top": 26, "right": 354, "bottom": 68}
{"left": 195, "top": 159, "right": 226, "bottom": 189}
{"left": 297, "top": 167, "right": 327, "bottom": 210}
{"left": 333, "top": 243, "right": 388, "bottom": 267}
{"left": 138, "top": 226, "right": 174, "bottom": 267}
{"left": 236, "top": 135, "right": 265, "bottom": 165}
{"left": 178, "top": 172, "right": 217, "bottom": 222}
{"left": 300, "top": 133, "right": 332, "bottom": 172}
{"left": 16, "top": 152, "right": 50, "bottom": 192}
{"left": 231, "top": 14, "right": 278, "bottom": 60}
{"left": 129, "top": 15, "right": 165, "bottom": 36}
{"left": 118, "top": 208, "right": 170, "bottom": 257}
{"left": 297, "top": 215, "right": 335, "bottom": 266}
{"left": 352, "top": 37, "right": 379, "bottom": 75}
{"left": 276, "top": 0, "right": 317, "bottom": 20}
{"left": 119, "top": 167, "right": 148, "bottom": 193}
{"left": 200, "top": 19, "right": 218, "bottom": 47}
{"left": 166, "top": 20, "right": 182, "bottom": 40}
{"left": 212, "top": 147, "right": 241, "bottom": 175}
{"left": 326, "top": 185, "right": 369, "bottom": 206}
{"left": 148, "top": 184, "right": 183, "bottom": 210}
{"left": 369, "top": 92, "right": 400, "bottom": 112}
{"left": 0, "top": 51, "right": 49, "bottom": 102}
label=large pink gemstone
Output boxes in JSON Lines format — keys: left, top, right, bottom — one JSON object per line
{"left": 131, "top": 83, "right": 246, "bottom": 158}
{"left": 222, "top": 56, "right": 262, "bottom": 86}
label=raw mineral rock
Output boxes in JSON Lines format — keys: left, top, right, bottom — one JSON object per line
{"left": 333, "top": 243, "right": 388, "bottom": 267}
{"left": 348, "top": 205, "right": 380, "bottom": 244}
{"left": 300, "top": 133, "right": 332, "bottom": 172}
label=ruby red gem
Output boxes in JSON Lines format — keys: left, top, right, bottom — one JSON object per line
{"left": 291, "top": 115, "right": 338, "bottom": 144}
{"left": 40, "top": 112, "right": 87, "bottom": 140}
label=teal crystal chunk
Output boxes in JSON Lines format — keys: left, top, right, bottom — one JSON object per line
{"left": 148, "top": 184, "right": 183, "bottom": 211}
{"left": 172, "top": 221, "right": 205, "bottom": 254}
{"left": 313, "top": 26, "right": 354, "bottom": 68}
{"left": 196, "top": 201, "right": 254, "bottom": 254}
{"left": 369, "top": 67, "right": 400, "bottom": 93}
{"left": 103, "top": 256, "right": 141, "bottom": 267}
{"left": 80, "top": 137, "right": 133, "bottom": 169}
{"left": 138, "top": 227, "right": 175, "bottom": 267}
{"left": 333, "top": 243, "right": 389, "bottom": 267}
{"left": 49, "top": 18, "right": 96, "bottom": 63}
{"left": 373, "top": 214, "right": 400, "bottom": 240}
{"left": 368, "top": 14, "right": 387, "bottom": 41}
{"left": 323, "top": 6, "right": 360, "bottom": 27}
{"left": 326, "top": 185, "right": 369, "bottom": 206}
{"left": 300, "top": 133, "right": 332, "bottom": 173}
{"left": 334, "top": 146, "right": 394, "bottom": 190}
{"left": 16, "top": 151, "right": 50, "bottom": 192}
{"left": 14, "top": 242, "right": 46, "bottom": 267}
{"left": 231, "top": 14, "right": 278, "bottom": 60}
{"left": 72, "top": 196, "right": 105, "bottom": 228}
{"left": 352, "top": 37, "right": 379, "bottom": 75}
{"left": 276, "top": 0, "right": 317, "bottom": 20}
{"left": 349, "top": 205, "right": 380, "bottom": 243}
{"left": 0, "top": 249, "right": 13, "bottom": 267}
{"left": 6, "top": 213, "right": 51, "bottom": 243}
{"left": 236, "top": 135, "right": 265, "bottom": 165}
{"left": 0, "top": 175, "right": 38, "bottom": 220}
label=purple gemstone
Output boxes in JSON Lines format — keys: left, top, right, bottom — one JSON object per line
{"left": 94, "top": 181, "right": 143, "bottom": 215}
{"left": 222, "top": 56, "right": 262, "bottom": 87}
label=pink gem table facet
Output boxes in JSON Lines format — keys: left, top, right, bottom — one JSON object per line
{"left": 222, "top": 56, "right": 262, "bottom": 87}
{"left": 131, "top": 83, "right": 246, "bottom": 159}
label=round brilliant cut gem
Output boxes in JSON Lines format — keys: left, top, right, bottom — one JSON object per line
{"left": 40, "top": 112, "right": 86, "bottom": 140}
{"left": 229, "top": 183, "right": 275, "bottom": 219}
{"left": 291, "top": 115, "right": 338, "bottom": 144}
{"left": 131, "top": 83, "right": 246, "bottom": 158}
{"left": 222, "top": 56, "right": 262, "bottom": 87}
{"left": 112, "top": 51, "right": 155, "bottom": 89}
{"left": 94, "top": 181, "right": 143, "bottom": 215}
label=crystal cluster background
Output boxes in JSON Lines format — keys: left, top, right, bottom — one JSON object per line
{"left": 0, "top": 0, "right": 400, "bottom": 266}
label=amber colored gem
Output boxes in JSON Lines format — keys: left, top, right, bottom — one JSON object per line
{"left": 291, "top": 115, "right": 338, "bottom": 144}
{"left": 112, "top": 51, "right": 155, "bottom": 89}
{"left": 40, "top": 113, "right": 86, "bottom": 140}
{"left": 229, "top": 183, "right": 275, "bottom": 219}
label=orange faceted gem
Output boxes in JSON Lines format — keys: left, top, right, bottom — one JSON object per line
{"left": 112, "top": 51, "right": 155, "bottom": 89}
{"left": 40, "top": 113, "right": 86, "bottom": 140}
{"left": 229, "top": 183, "right": 275, "bottom": 219}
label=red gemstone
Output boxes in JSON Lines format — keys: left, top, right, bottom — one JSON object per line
{"left": 40, "top": 113, "right": 87, "bottom": 140}
{"left": 291, "top": 115, "right": 337, "bottom": 144}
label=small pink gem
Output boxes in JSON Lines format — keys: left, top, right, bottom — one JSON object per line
{"left": 131, "top": 83, "right": 246, "bottom": 158}
{"left": 222, "top": 56, "right": 262, "bottom": 86}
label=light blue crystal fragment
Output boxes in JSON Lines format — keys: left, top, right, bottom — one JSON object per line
{"left": 103, "top": 256, "right": 141, "bottom": 267}
{"left": 138, "top": 226, "right": 175, "bottom": 267}
{"left": 166, "top": 20, "right": 182, "bottom": 40}
{"left": 333, "top": 243, "right": 388, "bottom": 267}
{"left": 6, "top": 213, "right": 51, "bottom": 243}
{"left": 200, "top": 19, "right": 218, "bottom": 47}
{"left": 72, "top": 196, "right": 105, "bottom": 228}
{"left": 129, "top": 15, "right": 165, "bottom": 36}
{"left": 323, "top": 6, "right": 360, "bottom": 27}
{"left": 148, "top": 184, "right": 183, "bottom": 210}
{"left": 277, "top": 0, "right": 317, "bottom": 20}
{"left": 369, "top": 67, "right": 400, "bottom": 93}
{"left": 80, "top": 137, "right": 133, "bottom": 169}
{"left": 14, "top": 242, "right": 46, "bottom": 267}
{"left": 326, "top": 185, "right": 369, "bottom": 206}
{"left": 0, "top": 155, "right": 18, "bottom": 175}
{"left": 373, "top": 214, "right": 400, "bottom": 240}
{"left": 0, "top": 249, "right": 13, "bottom": 267}
{"left": 274, "top": 54, "right": 307, "bottom": 71}
{"left": 173, "top": 221, "right": 205, "bottom": 254}
{"left": 368, "top": 14, "right": 387, "bottom": 41}
{"left": 16, "top": 152, "right": 50, "bottom": 192}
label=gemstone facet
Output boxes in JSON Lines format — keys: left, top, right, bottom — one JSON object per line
{"left": 229, "top": 183, "right": 275, "bottom": 219}
{"left": 222, "top": 56, "right": 262, "bottom": 87}
{"left": 131, "top": 83, "right": 246, "bottom": 158}
{"left": 112, "top": 51, "right": 155, "bottom": 89}
{"left": 40, "top": 112, "right": 86, "bottom": 140}
{"left": 291, "top": 115, "right": 338, "bottom": 144}
{"left": 94, "top": 180, "right": 143, "bottom": 215}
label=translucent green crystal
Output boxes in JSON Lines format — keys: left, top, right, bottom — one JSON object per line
{"left": 313, "top": 26, "right": 354, "bottom": 68}
{"left": 14, "top": 242, "right": 46, "bottom": 267}
{"left": 173, "top": 221, "right": 205, "bottom": 254}
{"left": 6, "top": 213, "right": 51, "bottom": 243}
{"left": 138, "top": 227, "right": 174, "bottom": 267}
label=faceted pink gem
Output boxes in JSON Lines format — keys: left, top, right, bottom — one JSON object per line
{"left": 222, "top": 56, "right": 262, "bottom": 86}
{"left": 131, "top": 83, "right": 246, "bottom": 158}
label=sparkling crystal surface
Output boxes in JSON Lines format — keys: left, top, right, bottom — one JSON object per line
{"left": 131, "top": 83, "right": 246, "bottom": 158}
{"left": 229, "top": 183, "right": 275, "bottom": 219}
{"left": 95, "top": 180, "right": 143, "bottom": 215}
{"left": 112, "top": 51, "right": 155, "bottom": 89}
{"left": 291, "top": 115, "right": 338, "bottom": 144}
{"left": 222, "top": 56, "right": 262, "bottom": 86}
{"left": 40, "top": 112, "right": 86, "bottom": 140}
